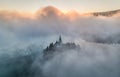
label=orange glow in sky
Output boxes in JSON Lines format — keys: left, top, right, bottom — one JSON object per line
{"left": 0, "top": 0, "right": 120, "bottom": 13}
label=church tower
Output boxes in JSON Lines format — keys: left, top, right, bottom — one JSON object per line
{"left": 59, "top": 35, "right": 62, "bottom": 44}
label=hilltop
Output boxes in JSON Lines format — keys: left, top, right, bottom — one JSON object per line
{"left": 43, "top": 36, "right": 80, "bottom": 60}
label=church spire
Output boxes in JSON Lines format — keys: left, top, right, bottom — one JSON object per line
{"left": 59, "top": 35, "right": 62, "bottom": 43}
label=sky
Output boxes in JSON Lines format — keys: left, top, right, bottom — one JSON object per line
{"left": 0, "top": 0, "right": 120, "bottom": 13}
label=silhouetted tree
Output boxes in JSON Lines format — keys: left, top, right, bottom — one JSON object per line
{"left": 49, "top": 43, "right": 54, "bottom": 49}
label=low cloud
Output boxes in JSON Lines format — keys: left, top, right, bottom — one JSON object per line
{"left": 0, "top": 6, "right": 120, "bottom": 77}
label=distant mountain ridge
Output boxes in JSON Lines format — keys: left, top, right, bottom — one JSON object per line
{"left": 92, "top": 9, "right": 120, "bottom": 17}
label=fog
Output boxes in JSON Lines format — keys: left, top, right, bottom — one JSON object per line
{"left": 41, "top": 43, "right": 120, "bottom": 77}
{"left": 0, "top": 6, "right": 120, "bottom": 77}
